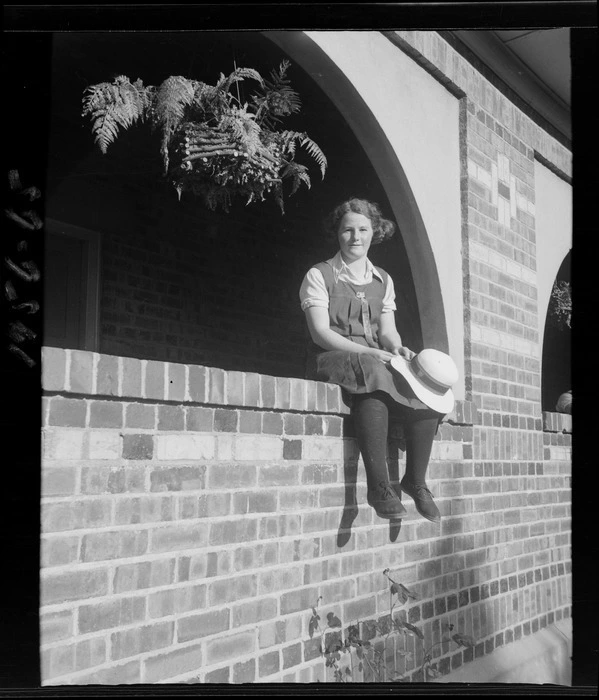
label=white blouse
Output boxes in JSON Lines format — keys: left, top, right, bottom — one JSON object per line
{"left": 299, "top": 251, "right": 397, "bottom": 313}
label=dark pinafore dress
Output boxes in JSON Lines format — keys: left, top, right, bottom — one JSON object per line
{"left": 305, "top": 261, "right": 429, "bottom": 411}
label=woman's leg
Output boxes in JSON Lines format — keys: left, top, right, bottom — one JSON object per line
{"left": 352, "top": 392, "right": 391, "bottom": 489}
{"left": 403, "top": 411, "right": 440, "bottom": 486}
{"left": 392, "top": 405, "right": 443, "bottom": 523}
{"left": 352, "top": 392, "right": 406, "bottom": 520}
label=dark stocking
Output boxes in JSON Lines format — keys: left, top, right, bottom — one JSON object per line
{"left": 402, "top": 412, "right": 440, "bottom": 486}
{"left": 352, "top": 392, "right": 391, "bottom": 491}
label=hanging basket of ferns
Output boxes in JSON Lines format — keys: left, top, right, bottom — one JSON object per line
{"left": 82, "top": 61, "right": 327, "bottom": 213}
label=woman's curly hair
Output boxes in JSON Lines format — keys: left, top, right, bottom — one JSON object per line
{"left": 323, "top": 197, "right": 396, "bottom": 245}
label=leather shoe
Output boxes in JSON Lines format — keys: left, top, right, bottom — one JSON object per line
{"left": 400, "top": 479, "right": 441, "bottom": 523}
{"left": 367, "top": 481, "right": 407, "bottom": 520}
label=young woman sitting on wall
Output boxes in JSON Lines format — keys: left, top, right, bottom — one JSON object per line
{"left": 299, "top": 198, "right": 458, "bottom": 524}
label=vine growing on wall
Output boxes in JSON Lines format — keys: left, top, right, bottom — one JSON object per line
{"left": 308, "top": 569, "right": 476, "bottom": 683}
{"left": 82, "top": 61, "right": 327, "bottom": 213}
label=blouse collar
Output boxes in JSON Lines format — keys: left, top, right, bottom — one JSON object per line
{"left": 328, "top": 251, "right": 383, "bottom": 284}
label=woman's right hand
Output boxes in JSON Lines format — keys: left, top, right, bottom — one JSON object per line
{"left": 366, "top": 348, "right": 396, "bottom": 363}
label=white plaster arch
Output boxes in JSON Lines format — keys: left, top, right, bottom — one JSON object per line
{"left": 265, "top": 30, "right": 466, "bottom": 400}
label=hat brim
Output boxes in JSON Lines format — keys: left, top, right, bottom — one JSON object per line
{"left": 389, "top": 355, "right": 455, "bottom": 414}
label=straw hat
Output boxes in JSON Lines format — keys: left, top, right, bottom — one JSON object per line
{"left": 390, "top": 349, "right": 458, "bottom": 414}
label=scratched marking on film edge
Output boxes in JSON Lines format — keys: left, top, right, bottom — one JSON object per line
{"left": 4, "top": 169, "right": 43, "bottom": 368}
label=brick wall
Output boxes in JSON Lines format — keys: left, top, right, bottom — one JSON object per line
{"left": 40, "top": 347, "right": 571, "bottom": 684}
{"left": 388, "top": 35, "right": 573, "bottom": 673}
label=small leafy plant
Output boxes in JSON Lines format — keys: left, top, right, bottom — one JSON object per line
{"left": 308, "top": 569, "right": 476, "bottom": 683}
{"left": 82, "top": 60, "right": 327, "bottom": 213}
{"left": 548, "top": 280, "right": 572, "bottom": 330}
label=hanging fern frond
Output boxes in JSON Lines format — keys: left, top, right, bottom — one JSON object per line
{"left": 153, "top": 76, "right": 197, "bottom": 172}
{"left": 265, "top": 60, "right": 302, "bottom": 114}
{"left": 191, "top": 81, "right": 226, "bottom": 121}
{"left": 266, "top": 60, "right": 293, "bottom": 89}
{"left": 281, "top": 161, "right": 311, "bottom": 195}
{"left": 154, "top": 76, "right": 196, "bottom": 128}
{"left": 216, "top": 67, "right": 264, "bottom": 96}
{"left": 253, "top": 60, "right": 302, "bottom": 128}
{"left": 277, "top": 131, "right": 327, "bottom": 179}
{"left": 277, "top": 130, "right": 300, "bottom": 158}
{"left": 298, "top": 133, "right": 327, "bottom": 179}
{"left": 89, "top": 109, "right": 120, "bottom": 155}
{"left": 82, "top": 75, "right": 149, "bottom": 153}
{"left": 134, "top": 79, "right": 155, "bottom": 115}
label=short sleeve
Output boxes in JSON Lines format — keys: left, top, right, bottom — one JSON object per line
{"left": 299, "top": 267, "right": 329, "bottom": 311}
{"left": 381, "top": 273, "right": 397, "bottom": 313}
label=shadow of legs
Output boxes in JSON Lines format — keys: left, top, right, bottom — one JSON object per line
{"left": 389, "top": 519, "right": 403, "bottom": 541}
{"left": 337, "top": 449, "right": 359, "bottom": 547}
{"left": 388, "top": 425, "right": 405, "bottom": 542}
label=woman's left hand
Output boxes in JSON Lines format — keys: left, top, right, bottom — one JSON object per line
{"left": 393, "top": 346, "right": 416, "bottom": 361}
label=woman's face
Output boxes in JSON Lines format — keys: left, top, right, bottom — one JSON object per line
{"left": 337, "top": 211, "right": 374, "bottom": 263}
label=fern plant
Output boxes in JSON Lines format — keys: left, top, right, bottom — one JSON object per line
{"left": 82, "top": 61, "right": 327, "bottom": 213}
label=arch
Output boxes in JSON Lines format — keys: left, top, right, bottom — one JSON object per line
{"left": 265, "top": 30, "right": 463, "bottom": 395}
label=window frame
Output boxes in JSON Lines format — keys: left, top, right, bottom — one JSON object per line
{"left": 45, "top": 218, "right": 101, "bottom": 352}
